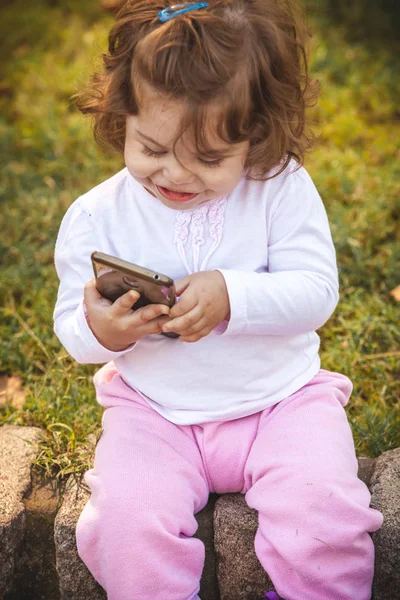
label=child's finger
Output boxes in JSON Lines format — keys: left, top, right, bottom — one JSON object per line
{"left": 162, "top": 306, "right": 202, "bottom": 334}
{"left": 84, "top": 278, "right": 105, "bottom": 302}
{"left": 166, "top": 316, "right": 207, "bottom": 337}
{"left": 112, "top": 290, "right": 140, "bottom": 315}
{"left": 136, "top": 314, "right": 171, "bottom": 336}
{"left": 84, "top": 278, "right": 113, "bottom": 309}
{"left": 180, "top": 326, "right": 211, "bottom": 343}
{"left": 174, "top": 275, "right": 191, "bottom": 296}
{"left": 169, "top": 290, "right": 197, "bottom": 319}
{"left": 135, "top": 303, "right": 171, "bottom": 323}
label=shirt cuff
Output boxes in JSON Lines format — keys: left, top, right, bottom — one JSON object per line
{"left": 215, "top": 269, "right": 247, "bottom": 336}
{"left": 213, "top": 320, "right": 229, "bottom": 335}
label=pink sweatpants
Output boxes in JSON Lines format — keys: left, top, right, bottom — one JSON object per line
{"left": 76, "top": 364, "right": 383, "bottom": 600}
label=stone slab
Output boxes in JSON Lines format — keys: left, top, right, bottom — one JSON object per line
{"left": 358, "top": 455, "right": 376, "bottom": 487}
{"left": 0, "top": 425, "right": 43, "bottom": 599}
{"left": 5, "top": 475, "right": 61, "bottom": 600}
{"left": 370, "top": 448, "right": 400, "bottom": 600}
{"left": 214, "top": 493, "right": 273, "bottom": 600}
{"left": 195, "top": 494, "right": 220, "bottom": 600}
{"left": 54, "top": 477, "right": 106, "bottom": 600}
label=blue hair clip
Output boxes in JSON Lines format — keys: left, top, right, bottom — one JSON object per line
{"left": 158, "top": 2, "right": 208, "bottom": 23}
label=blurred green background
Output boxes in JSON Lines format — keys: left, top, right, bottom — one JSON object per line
{"left": 0, "top": 0, "right": 399, "bottom": 478}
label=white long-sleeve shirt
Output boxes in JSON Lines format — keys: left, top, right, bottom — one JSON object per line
{"left": 54, "top": 164, "right": 338, "bottom": 424}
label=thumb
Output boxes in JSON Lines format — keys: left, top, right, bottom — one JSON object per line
{"left": 112, "top": 289, "right": 140, "bottom": 314}
{"left": 174, "top": 275, "right": 191, "bottom": 296}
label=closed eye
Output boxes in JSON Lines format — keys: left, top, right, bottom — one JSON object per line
{"left": 199, "top": 157, "right": 223, "bottom": 168}
{"left": 142, "top": 144, "right": 223, "bottom": 168}
{"left": 142, "top": 145, "right": 167, "bottom": 158}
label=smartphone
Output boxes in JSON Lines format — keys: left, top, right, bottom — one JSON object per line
{"left": 91, "top": 251, "right": 178, "bottom": 337}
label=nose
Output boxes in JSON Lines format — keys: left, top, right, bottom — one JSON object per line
{"left": 163, "top": 155, "right": 196, "bottom": 186}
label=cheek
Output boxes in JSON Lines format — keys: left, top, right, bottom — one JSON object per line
{"left": 203, "top": 163, "right": 244, "bottom": 192}
{"left": 124, "top": 143, "right": 159, "bottom": 178}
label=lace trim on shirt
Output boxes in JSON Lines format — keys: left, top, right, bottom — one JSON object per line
{"left": 173, "top": 197, "right": 228, "bottom": 275}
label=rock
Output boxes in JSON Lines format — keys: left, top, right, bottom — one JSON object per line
{"left": 358, "top": 456, "right": 376, "bottom": 487}
{"left": 214, "top": 493, "right": 273, "bottom": 600}
{"left": 54, "top": 477, "right": 106, "bottom": 600}
{"left": 0, "top": 425, "right": 43, "bottom": 599}
{"left": 370, "top": 448, "right": 400, "bottom": 600}
{"left": 195, "top": 494, "right": 220, "bottom": 600}
{"left": 5, "top": 474, "right": 61, "bottom": 600}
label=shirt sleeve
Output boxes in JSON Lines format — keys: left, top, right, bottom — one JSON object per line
{"left": 217, "top": 168, "right": 339, "bottom": 336}
{"left": 53, "top": 199, "right": 134, "bottom": 364}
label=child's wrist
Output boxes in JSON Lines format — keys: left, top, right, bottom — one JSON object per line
{"left": 90, "top": 324, "right": 133, "bottom": 352}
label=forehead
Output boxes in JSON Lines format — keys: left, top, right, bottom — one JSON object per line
{"left": 132, "top": 84, "right": 231, "bottom": 151}
{"left": 136, "top": 91, "right": 184, "bottom": 145}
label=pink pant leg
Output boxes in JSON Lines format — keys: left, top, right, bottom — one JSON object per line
{"left": 76, "top": 370, "right": 209, "bottom": 600}
{"left": 244, "top": 370, "right": 383, "bottom": 600}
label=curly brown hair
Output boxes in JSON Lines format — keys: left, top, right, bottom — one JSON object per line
{"left": 77, "top": 0, "right": 319, "bottom": 179}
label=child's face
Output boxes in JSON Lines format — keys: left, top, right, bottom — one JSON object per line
{"left": 124, "top": 87, "right": 249, "bottom": 210}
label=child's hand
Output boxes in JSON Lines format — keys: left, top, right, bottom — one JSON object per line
{"left": 162, "top": 271, "right": 230, "bottom": 342}
{"left": 84, "top": 279, "right": 171, "bottom": 351}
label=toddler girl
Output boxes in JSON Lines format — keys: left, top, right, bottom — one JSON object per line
{"left": 54, "top": 1, "right": 383, "bottom": 598}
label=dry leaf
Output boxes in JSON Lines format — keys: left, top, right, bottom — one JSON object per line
{"left": 0, "top": 375, "right": 28, "bottom": 409}
{"left": 389, "top": 285, "right": 400, "bottom": 302}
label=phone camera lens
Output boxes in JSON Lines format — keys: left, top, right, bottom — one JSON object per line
{"left": 153, "top": 274, "right": 160, "bottom": 280}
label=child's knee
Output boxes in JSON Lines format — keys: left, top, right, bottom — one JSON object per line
{"left": 254, "top": 478, "right": 381, "bottom": 599}
{"left": 256, "top": 476, "right": 382, "bottom": 567}
{"left": 78, "top": 482, "right": 198, "bottom": 553}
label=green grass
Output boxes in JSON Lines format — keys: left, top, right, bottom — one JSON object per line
{"left": 1, "top": 0, "right": 399, "bottom": 479}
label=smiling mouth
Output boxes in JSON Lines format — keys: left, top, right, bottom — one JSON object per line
{"left": 156, "top": 185, "right": 199, "bottom": 203}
